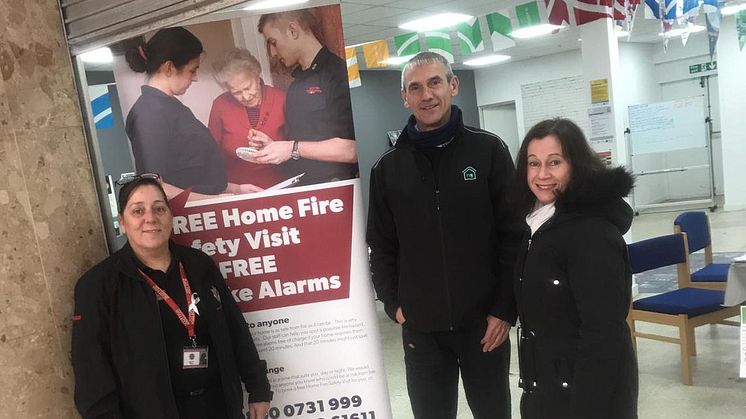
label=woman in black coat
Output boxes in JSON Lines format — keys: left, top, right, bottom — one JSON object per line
{"left": 72, "top": 175, "right": 271, "bottom": 419}
{"left": 511, "top": 118, "right": 638, "bottom": 419}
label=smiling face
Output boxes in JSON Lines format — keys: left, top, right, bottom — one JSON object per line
{"left": 401, "top": 62, "right": 459, "bottom": 132}
{"left": 526, "top": 135, "right": 572, "bottom": 205}
{"left": 119, "top": 185, "right": 173, "bottom": 255}
{"left": 226, "top": 71, "right": 263, "bottom": 108}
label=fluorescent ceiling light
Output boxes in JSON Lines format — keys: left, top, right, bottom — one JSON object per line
{"left": 463, "top": 55, "right": 511, "bottom": 66}
{"left": 510, "top": 24, "right": 562, "bottom": 39}
{"left": 80, "top": 47, "right": 112, "bottom": 63}
{"left": 659, "top": 25, "right": 705, "bottom": 38}
{"left": 383, "top": 55, "right": 415, "bottom": 65}
{"left": 244, "top": 0, "right": 308, "bottom": 11}
{"left": 399, "top": 13, "right": 473, "bottom": 32}
{"left": 722, "top": 3, "right": 746, "bottom": 15}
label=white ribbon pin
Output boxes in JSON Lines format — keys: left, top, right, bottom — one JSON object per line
{"left": 188, "top": 292, "right": 200, "bottom": 315}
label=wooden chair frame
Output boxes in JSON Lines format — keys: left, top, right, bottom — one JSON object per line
{"left": 674, "top": 217, "right": 727, "bottom": 291}
{"left": 627, "top": 233, "right": 738, "bottom": 385}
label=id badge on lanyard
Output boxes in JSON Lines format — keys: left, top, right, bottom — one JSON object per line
{"left": 140, "top": 262, "right": 209, "bottom": 369}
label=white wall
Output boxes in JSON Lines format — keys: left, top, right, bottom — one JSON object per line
{"left": 474, "top": 38, "right": 736, "bottom": 210}
{"left": 474, "top": 50, "right": 582, "bottom": 142}
{"left": 717, "top": 15, "right": 746, "bottom": 211}
{"left": 474, "top": 43, "right": 666, "bottom": 206}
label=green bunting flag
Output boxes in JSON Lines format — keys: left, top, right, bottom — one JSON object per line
{"left": 738, "top": 11, "right": 746, "bottom": 52}
{"left": 485, "top": 11, "right": 516, "bottom": 52}
{"left": 425, "top": 31, "right": 454, "bottom": 63}
{"left": 515, "top": 1, "right": 542, "bottom": 28}
{"left": 456, "top": 18, "right": 485, "bottom": 54}
{"left": 394, "top": 32, "right": 421, "bottom": 57}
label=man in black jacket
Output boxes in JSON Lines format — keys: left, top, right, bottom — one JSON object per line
{"left": 367, "top": 52, "right": 520, "bottom": 419}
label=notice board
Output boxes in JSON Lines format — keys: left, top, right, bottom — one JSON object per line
{"left": 628, "top": 96, "right": 707, "bottom": 155}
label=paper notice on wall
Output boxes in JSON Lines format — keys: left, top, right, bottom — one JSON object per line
{"left": 591, "top": 79, "right": 609, "bottom": 104}
{"left": 588, "top": 106, "right": 614, "bottom": 144}
{"left": 170, "top": 180, "right": 392, "bottom": 419}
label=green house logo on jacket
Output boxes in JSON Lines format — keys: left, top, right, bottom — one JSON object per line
{"left": 462, "top": 166, "right": 477, "bottom": 181}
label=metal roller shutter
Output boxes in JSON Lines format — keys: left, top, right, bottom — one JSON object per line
{"left": 60, "top": 0, "right": 247, "bottom": 55}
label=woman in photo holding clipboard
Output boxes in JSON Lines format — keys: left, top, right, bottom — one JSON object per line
{"left": 124, "top": 28, "right": 262, "bottom": 200}
{"left": 209, "top": 48, "right": 290, "bottom": 189}
{"left": 72, "top": 174, "right": 271, "bottom": 419}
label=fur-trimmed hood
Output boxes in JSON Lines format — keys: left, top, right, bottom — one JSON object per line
{"left": 555, "top": 167, "right": 635, "bottom": 235}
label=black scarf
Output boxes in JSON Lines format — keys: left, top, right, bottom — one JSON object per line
{"left": 405, "top": 105, "right": 462, "bottom": 149}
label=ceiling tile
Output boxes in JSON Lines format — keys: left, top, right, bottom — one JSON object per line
{"left": 341, "top": 3, "right": 374, "bottom": 15}
{"left": 341, "top": 6, "right": 416, "bottom": 24}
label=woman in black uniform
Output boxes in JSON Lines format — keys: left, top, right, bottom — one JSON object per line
{"left": 72, "top": 174, "right": 271, "bottom": 419}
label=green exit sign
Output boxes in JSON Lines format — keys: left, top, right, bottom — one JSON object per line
{"left": 689, "top": 61, "right": 717, "bottom": 73}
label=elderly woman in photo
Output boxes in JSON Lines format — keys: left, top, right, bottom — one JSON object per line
{"left": 72, "top": 174, "right": 271, "bottom": 419}
{"left": 511, "top": 118, "right": 638, "bottom": 419}
{"left": 209, "top": 48, "right": 288, "bottom": 188}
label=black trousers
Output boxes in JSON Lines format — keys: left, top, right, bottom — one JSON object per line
{"left": 175, "top": 385, "right": 230, "bottom": 419}
{"left": 402, "top": 323, "right": 511, "bottom": 419}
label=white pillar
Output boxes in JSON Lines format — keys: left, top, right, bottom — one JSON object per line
{"left": 580, "top": 18, "right": 628, "bottom": 166}
{"left": 716, "top": 15, "right": 746, "bottom": 211}
{"left": 581, "top": 19, "right": 637, "bottom": 296}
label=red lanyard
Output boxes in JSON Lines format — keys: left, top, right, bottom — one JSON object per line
{"left": 139, "top": 262, "right": 196, "bottom": 342}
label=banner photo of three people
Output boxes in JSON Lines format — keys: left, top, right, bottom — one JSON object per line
{"left": 111, "top": 4, "right": 392, "bottom": 419}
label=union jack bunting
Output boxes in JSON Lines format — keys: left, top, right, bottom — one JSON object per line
{"left": 546, "top": 0, "right": 639, "bottom": 26}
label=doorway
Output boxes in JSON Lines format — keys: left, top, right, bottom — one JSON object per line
{"left": 480, "top": 101, "right": 519, "bottom": 163}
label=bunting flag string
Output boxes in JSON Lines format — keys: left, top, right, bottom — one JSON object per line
{"left": 362, "top": 40, "right": 389, "bottom": 69}
{"left": 456, "top": 18, "right": 485, "bottom": 54}
{"left": 394, "top": 32, "right": 421, "bottom": 57}
{"left": 485, "top": 11, "right": 517, "bottom": 51}
{"left": 345, "top": 0, "right": 721, "bottom": 71}
{"left": 738, "top": 10, "right": 746, "bottom": 51}
{"left": 345, "top": 47, "right": 362, "bottom": 88}
{"left": 425, "top": 31, "right": 455, "bottom": 62}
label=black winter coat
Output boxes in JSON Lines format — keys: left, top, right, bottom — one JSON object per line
{"left": 367, "top": 117, "right": 522, "bottom": 332}
{"left": 72, "top": 242, "right": 271, "bottom": 419}
{"left": 515, "top": 168, "right": 638, "bottom": 419}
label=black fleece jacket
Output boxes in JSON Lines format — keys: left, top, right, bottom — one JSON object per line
{"left": 367, "top": 115, "right": 522, "bottom": 332}
{"left": 72, "top": 242, "right": 271, "bottom": 419}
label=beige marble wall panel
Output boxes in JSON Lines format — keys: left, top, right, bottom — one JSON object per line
{"left": 13, "top": 127, "right": 108, "bottom": 343}
{"left": 0, "top": 0, "right": 107, "bottom": 416}
{"left": 1, "top": 0, "right": 82, "bottom": 130}
{"left": 0, "top": 123, "right": 77, "bottom": 418}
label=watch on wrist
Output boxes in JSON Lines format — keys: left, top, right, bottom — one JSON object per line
{"left": 291, "top": 140, "right": 301, "bottom": 160}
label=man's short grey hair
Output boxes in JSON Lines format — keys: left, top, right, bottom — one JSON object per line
{"left": 401, "top": 51, "right": 455, "bottom": 91}
{"left": 212, "top": 48, "right": 262, "bottom": 87}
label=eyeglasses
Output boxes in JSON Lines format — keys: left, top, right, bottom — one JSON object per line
{"left": 115, "top": 173, "right": 161, "bottom": 186}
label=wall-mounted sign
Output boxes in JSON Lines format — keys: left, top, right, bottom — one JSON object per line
{"left": 689, "top": 61, "right": 717, "bottom": 74}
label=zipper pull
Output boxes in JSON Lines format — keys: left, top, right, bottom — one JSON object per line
{"left": 527, "top": 238, "right": 532, "bottom": 250}
{"left": 435, "top": 190, "right": 441, "bottom": 212}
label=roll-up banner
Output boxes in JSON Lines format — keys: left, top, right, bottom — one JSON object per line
{"left": 113, "top": 4, "right": 391, "bottom": 419}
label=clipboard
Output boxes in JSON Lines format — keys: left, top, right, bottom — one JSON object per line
{"left": 265, "top": 173, "right": 305, "bottom": 191}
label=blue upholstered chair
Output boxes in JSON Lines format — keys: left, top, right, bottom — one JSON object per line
{"left": 627, "top": 233, "right": 739, "bottom": 385}
{"left": 674, "top": 211, "right": 729, "bottom": 290}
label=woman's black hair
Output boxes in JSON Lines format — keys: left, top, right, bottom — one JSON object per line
{"left": 117, "top": 177, "right": 169, "bottom": 214}
{"left": 511, "top": 118, "right": 605, "bottom": 216}
{"left": 122, "top": 27, "right": 203, "bottom": 75}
